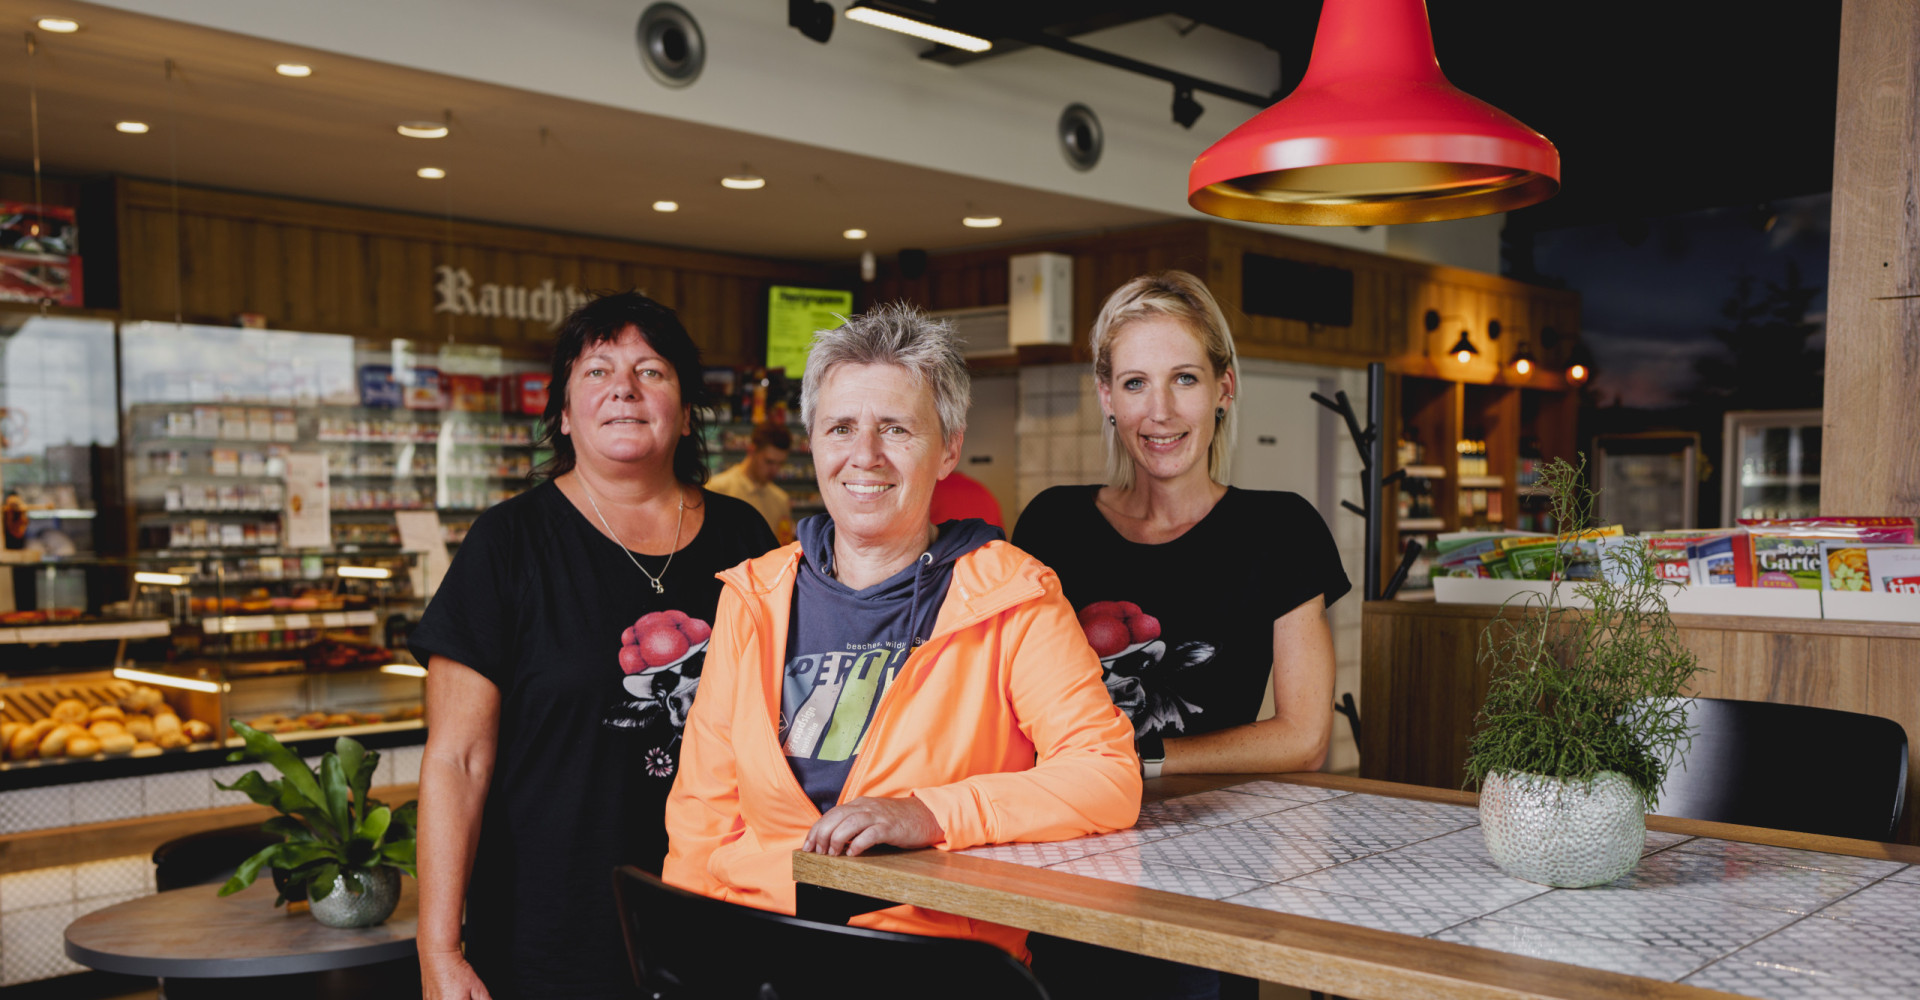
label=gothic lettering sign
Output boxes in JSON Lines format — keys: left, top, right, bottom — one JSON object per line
{"left": 433, "top": 265, "right": 591, "bottom": 329}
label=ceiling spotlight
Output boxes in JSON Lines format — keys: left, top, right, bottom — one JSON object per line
{"left": 789, "top": 0, "right": 834, "bottom": 44}
{"left": 721, "top": 173, "right": 766, "bottom": 190}
{"left": 417, "top": 167, "right": 447, "bottom": 179}
{"left": 1448, "top": 330, "right": 1478, "bottom": 364}
{"left": 1171, "top": 86, "right": 1205, "bottom": 129}
{"left": 275, "top": 63, "right": 312, "bottom": 77}
{"left": 843, "top": 228, "right": 868, "bottom": 240}
{"left": 845, "top": 3, "right": 990, "bottom": 53}
{"left": 35, "top": 17, "right": 79, "bottom": 33}
{"left": 397, "top": 121, "right": 449, "bottom": 139}
{"left": 115, "top": 121, "right": 150, "bottom": 134}
{"left": 1567, "top": 362, "right": 1589, "bottom": 384}
{"left": 652, "top": 200, "right": 680, "bottom": 212}
{"left": 962, "top": 215, "right": 1003, "bottom": 229}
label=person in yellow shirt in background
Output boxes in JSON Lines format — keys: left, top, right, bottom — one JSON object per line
{"left": 708, "top": 422, "right": 795, "bottom": 542}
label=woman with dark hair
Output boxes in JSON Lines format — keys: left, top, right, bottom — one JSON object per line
{"left": 411, "top": 291, "right": 777, "bottom": 1000}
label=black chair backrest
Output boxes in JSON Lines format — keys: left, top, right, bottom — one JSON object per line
{"left": 612, "top": 866, "right": 1048, "bottom": 1000}
{"left": 152, "top": 822, "right": 282, "bottom": 892}
{"left": 1651, "top": 697, "right": 1909, "bottom": 842}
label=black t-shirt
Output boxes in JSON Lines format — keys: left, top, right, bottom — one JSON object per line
{"left": 409, "top": 481, "right": 776, "bottom": 1000}
{"left": 1012, "top": 485, "right": 1350, "bottom": 740}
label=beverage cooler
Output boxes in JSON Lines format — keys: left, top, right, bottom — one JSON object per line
{"left": 1592, "top": 432, "right": 1699, "bottom": 533}
{"left": 1722, "top": 409, "right": 1822, "bottom": 524}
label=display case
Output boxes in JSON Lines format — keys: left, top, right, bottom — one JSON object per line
{"left": 1722, "top": 408, "right": 1822, "bottom": 524}
{"left": 1594, "top": 431, "right": 1700, "bottom": 532}
{"left": 1, "top": 309, "right": 121, "bottom": 560}
{"left": 120, "top": 323, "right": 546, "bottom": 555}
{"left": 0, "top": 550, "right": 425, "bottom": 785}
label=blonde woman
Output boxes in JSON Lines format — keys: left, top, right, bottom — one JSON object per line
{"left": 1011, "top": 271, "right": 1349, "bottom": 1000}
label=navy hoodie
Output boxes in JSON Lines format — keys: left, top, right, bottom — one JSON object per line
{"left": 779, "top": 515, "right": 1003, "bottom": 812}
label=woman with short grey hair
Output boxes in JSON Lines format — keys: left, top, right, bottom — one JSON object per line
{"left": 666, "top": 302, "right": 1140, "bottom": 960}
{"left": 799, "top": 301, "right": 971, "bottom": 443}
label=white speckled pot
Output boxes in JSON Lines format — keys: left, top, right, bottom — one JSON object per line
{"left": 309, "top": 866, "right": 402, "bottom": 928}
{"left": 1479, "top": 770, "right": 1644, "bottom": 888}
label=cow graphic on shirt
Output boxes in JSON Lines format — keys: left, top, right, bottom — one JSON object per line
{"left": 1077, "top": 601, "right": 1211, "bottom": 738}
{"left": 603, "top": 610, "right": 712, "bottom": 774}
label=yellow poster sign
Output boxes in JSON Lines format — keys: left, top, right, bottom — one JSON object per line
{"left": 767, "top": 286, "right": 853, "bottom": 377}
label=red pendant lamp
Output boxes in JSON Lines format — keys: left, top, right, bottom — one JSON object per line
{"left": 1189, "top": 0, "right": 1559, "bottom": 226}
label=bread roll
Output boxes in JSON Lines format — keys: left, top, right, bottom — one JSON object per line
{"left": 11, "top": 719, "right": 56, "bottom": 760}
{"left": 66, "top": 733, "right": 102, "bottom": 758}
{"left": 156, "top": 730, "right": 190, "bottom": 749}
{"left": 121, "top": 686, "right": 164, "bottom": 714}
{"left": 88, "top": 705, "right": 126, "bottom": 724}
{"left": 124, "top": 714, "right": 155, "bottom": 741}
{"left": 98, "top": 731, "right": 136, "bottom": 755}
{"left": 152, "top": 712, "right": 182, "bottom": 735}
{"left": 40, "top": 723, "right": 83, "bottom": 758}
{"left": 51, "top": 699, "right": 89, "bottom": 724}
{"left": 181, "top": 719, "right": 213, "bottom": 742}
{"left": 89, "top": 720, "right": 128, "bottom": 739}
{"left": 133, "top": 740, "right": 159, "bottom": 752}
{"left": 0, "top": 721, "right": 18, "bottom": 751}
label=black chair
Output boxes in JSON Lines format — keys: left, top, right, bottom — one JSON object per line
{"left": 1333, "top": 693, "right": 1361, "bottom": 755}
{"left": 152, "top": 822, "right": 283, "bottom": 891}
{"left": 612, "top": 866, "right": 1048, "bottom": 1000}
{"left": 1651, "top": 697, "right": 1909, "bottom": 842}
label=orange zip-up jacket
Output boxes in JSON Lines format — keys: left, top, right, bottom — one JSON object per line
{"left": 663, "top": 538, "right": 1141, "bottom": 958}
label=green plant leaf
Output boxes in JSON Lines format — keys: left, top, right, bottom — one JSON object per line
{"left": 380, "top": 840, "right": 416, "bottom": 869}
{"left": 318, "top": 753, "right": 352, "bottom": 842}
{"left": 356, "top": 805, "right": 392, "bottom": 847}
{"left": 387, "top": 800, "right": 418, "bottom": 841}
{"left": 261, "top": 815, "right": 317, "bottom": 842}
{"left": 228, "top": 720, "right": 332, "bottom": 827}
{"left": 213, "top": 770, "right": 282, "bottom": 808}
{"left": 217, "top": 842, "right": 286, "bottom": 897}
{"left": 336, "top": 736, "right": 375, "bottom": 821}
{"left": 306, "top": 863, "right": 340, "bottom": 903}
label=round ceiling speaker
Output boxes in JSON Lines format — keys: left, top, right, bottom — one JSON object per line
{"left": 637, "top": 3, "right": 705, "bottom": 89}
{"left": 1058, "top": 103, "right": 1103, "bottom": 172}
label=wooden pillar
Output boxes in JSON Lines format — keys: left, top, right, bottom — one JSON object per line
{"left": 1821, "top": 0, "right": 1920, "bottom": 513}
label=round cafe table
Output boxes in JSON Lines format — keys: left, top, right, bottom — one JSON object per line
{"left": 65, "top": 877, "right": 417, "bottom": 980}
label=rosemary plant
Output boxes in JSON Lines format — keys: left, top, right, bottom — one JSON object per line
{"left": 1463, "top": 456, "right": 1704, "bottom": 810}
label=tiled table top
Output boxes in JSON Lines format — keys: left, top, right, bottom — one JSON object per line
{"left": 954, "top": 779, "right": 1920, "bottom": 1000}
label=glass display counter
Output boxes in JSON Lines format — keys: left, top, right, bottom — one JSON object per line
{"left": 0, "top": 551, "right": 426, "bottom": 788}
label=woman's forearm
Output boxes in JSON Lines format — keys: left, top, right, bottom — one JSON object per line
{"left": 1160, "top": 713, "right": 1331, "bottom": 774}
{"left": 417, "top": 746, "right": 491, "bottom": 954}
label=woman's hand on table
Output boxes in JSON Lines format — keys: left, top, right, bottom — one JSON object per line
{"left": 803, "top": 795, "right": 944, "bottom": 857}
{"left": 421, "top": 949, "right": 493, "bottom": 1000}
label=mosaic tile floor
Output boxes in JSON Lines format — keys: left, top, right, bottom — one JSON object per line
{"left": 953, "top": 780, "right": 1920, "bottom": 999}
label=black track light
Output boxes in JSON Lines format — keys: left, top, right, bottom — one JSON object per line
{"left": 789, "top": 0, "right": 833, "bottom": 44}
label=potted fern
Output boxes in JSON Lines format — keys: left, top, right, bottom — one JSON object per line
{"left": 214, "top": 720, "right": 417, "bottom": 927}
{"left": 1463, "top": 457, "right": 1702, "bottom": 887}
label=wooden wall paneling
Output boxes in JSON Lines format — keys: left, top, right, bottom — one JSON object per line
{"left": 244, "top": 223, "right": 284, "bottom": 321}
{"left": 1718, "top": 631, "right": 1872, "bottom": 708}
{"left": 1866, "top": 636, "right": 1920, "bottom": 842}
{"left": 1674, "top": 626, "right": 1727, "bottom": 692}
{"left": 278, "top": 224, "right": 317, "bottom": 331}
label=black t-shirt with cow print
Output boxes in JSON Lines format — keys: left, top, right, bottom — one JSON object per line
{"left": 411, "top": 480, "right": 775, "bottom": 1000}
{"left": 1012, "top": 485, "right": 1350, "bottom": 742}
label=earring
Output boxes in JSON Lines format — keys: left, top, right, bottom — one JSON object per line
{"left": 1108, "top": 415, "right": 1116, "bottom": 427}
{"left": 1215, "top": 407, "right": 1225, "bottom": 421}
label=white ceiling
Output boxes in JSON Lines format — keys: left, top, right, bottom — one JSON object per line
{"left": 0, "top": 0, "right": 1177, "bottom": 262}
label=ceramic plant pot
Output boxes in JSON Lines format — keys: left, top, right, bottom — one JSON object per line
{"left": 1479, "top": 770, "right": 1643, "bottom": 888}
{"left": 308, "top": 866, "right": 402, "bottom": 928}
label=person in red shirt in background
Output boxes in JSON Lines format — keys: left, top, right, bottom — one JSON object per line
{"left": 929, "top": 469, "right": 1003, "bottom": 528}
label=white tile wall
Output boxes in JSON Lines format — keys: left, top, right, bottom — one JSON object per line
{"left": 70, "top": 776, "right": 144, "bottom": 825}
{"left": 386, "top": 745, "right": 424, "bottom": 785}
{"left": 0, "top": 868, "right": 73, "bottom": 913}
{"left": 0, "top": 785, "right": 73, "bottom": 835}
{"left": 1, "top": 902, "right": 81, "bottom": 985}
{"left": 141, "top": 769, "right": 213, "bottom": 816}
{"left": 0, "top": 854, "right": 159, "bottom": 986}
{"left": 73, "top": 857, "right": 151, "bottom": 900}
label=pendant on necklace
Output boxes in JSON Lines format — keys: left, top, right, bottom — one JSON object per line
{"left": 650, "top": 579, "right": 665, "bottom": 595}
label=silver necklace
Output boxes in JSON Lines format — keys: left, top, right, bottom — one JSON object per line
{"left": 579, "top": 476, "right": 684, "bottom": 595}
